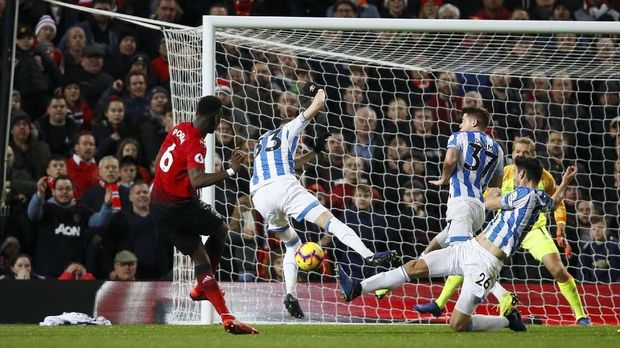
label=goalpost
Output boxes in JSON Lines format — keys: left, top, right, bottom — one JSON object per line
{"left": 165, "top": 16, "right": 620, "bottom": 326}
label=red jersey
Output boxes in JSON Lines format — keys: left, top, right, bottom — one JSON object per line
{"left": 151, "top": 122, "right": 206, "bottom": 204}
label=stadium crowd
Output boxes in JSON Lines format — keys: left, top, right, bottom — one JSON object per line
{"left": 0, "top": 0, "right": 619, "bottom": 284}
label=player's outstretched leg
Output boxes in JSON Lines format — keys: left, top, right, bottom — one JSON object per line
{"left": 317, "top": 212, "right": 399, "bottom": 266}
{"left": 336, "top": 264, "right": 362, "bottom": 302}
{"left": 281, "top": 229, "right": 305, "bottom": 319}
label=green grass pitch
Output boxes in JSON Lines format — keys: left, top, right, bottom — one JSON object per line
{"left": 1, "top": 324, "right": 618, "bottom": 348}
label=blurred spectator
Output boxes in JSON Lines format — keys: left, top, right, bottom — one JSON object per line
{"left": 552, "top": 1, "right": 574, "bottom": 20}
{"left": 567, "top": 199, "right": 598, "bottom": 241}
{"left": 511, "top": 7, "right": 530, "bottom": 19}
{"left": 347, "top": 106, "right": 382, "bottom": 165}
{"left": 98, "top": 71, "right": 149, "bottom": 127}
{"left": 141, "top": 0, "right": 182, "bottom": 57}
{"left": 209, "top": 3, "right": 230, "bottom": 16}
{"left": 66, "top": 131, "right": 99, "bottom": 198}
{"left": 46, "top": 155, "right": 68, "bottom": 182}
{"left": 0, "top": 254, "right": 45, "bottom": 280}
{"left": 9, "top": 111, "right": 52, "bottom": 180}
{"left": 110, "top": 250, "right": 138, "bottom": 280}
{"left": 546, "top": 74, "right": 587, "bottom": 144}
{"left": 0, "top": 237, "right": 21, "bottom": 276}
{"left": 229, "top": 194, "right": 264, "bottom": 281}
{"left": 311, "top": 132, "right": 346, "bottom": 190}
{"left": 530, "top": 0, "right": 555, "bottom": 20}
{"left": 470, "top": 0, "right": 512, "bottom": 19}
{"left": 426, "top": 71, "right": 462, "bottom": 135}
{"left": 103, "top": 29, "right": 138, "bottom": 80}
{"left": 104, "top": 181, "right": 172, "bottom": 279}
{"left": 14, "top": 23, "right": 62, "bottom": 119}
{"left": 381, "top": 0, "right": 413, "bottom": 18}
{"left": 138, "top": 86, "right": 169, "bottom": 161}
{"left": 328, "top": 0, "right": 360, "bottom": 18}
{"left": 574, "top": 0, "right": 620, "bottom": 20}
{"left": 28, "top": 175, "right": 113, "bottom": 277}
{"left": 232, "top": 61, "right": 279, "bottom": 137}
{"left": 578, "top": 216, "right": 620, "bottom": 282}
{"left": 80, "top": 156, "right": 129, "bottom": 213}
{"left": 376, "top": 135, "right": 412, "bottom": 208}
{"left": 92, "top": 98, "right": 135, "bottom": 160}
{"left": 75, "top": 44, "right": 115, "bottom": 109}
{"left": 348, "top": 64, "right": 382, "bottom": 110}
{"left": 57, "top": 262, "right": 96, "bottom": 280}
{"left": 393, "top": 179, "right": 441, "bottom": 259}
{"left": 119, "top": 156, "right": 139, "bottom": 187}
{"left": 62, "top": 26, "right": 88, "bottom": 77}
{"left": 35, "top": 95, "right": 78, "bottom": 157}
{"left": 540, "top": 130, "right": 585, "bottom": 183}
{"left": 381, "top": 97, "right": 412, "bottom": 136}
{"left": 59, "top": 0, "right": 121, "bottom": 52}
{"left": 62, "top": 76, "right": 94, "bottom": 130}
{"left": 329, "top": 155, "right": 380, "bottom": 213}
{"left": 151, "top": 37, "right": 170, "bottom": 88}
{"left": 483, "top": 69, "right": 521, "bottom": 139}
{"left": 35, "top": 15, "right": 57, "bottom": 45}
{"left": 516, "top": 102, "right": 550, "bottom": 149}
{"left": 115, "top": 138, "right": 151, "bottom": 182}
{"left": 339, "top": 184, "right": 392, "bottom": 280}
{"left": 127, "top": 54, "right": 156, "bottom": 88}
{"left": 410, "top": 107, "right": 443, "bottom": 166}
{"left": 11, "top": 90, "right": 22, "bottom": 113}
{"left": 523, "top": 75, "right": 551, "bottom": 103}
{"left": 272, "top": 53, "right": 299, "bottom": 93}
{"left": 419, "top": 0, "right": 442, "bottom": 19}
{"left": 4, "top": 144, "right": 37, "bottom": 202}
{"left": 438, "top": 3, "right": 460, "bottom": 18}
{"left": 275, "top": 91, "right": 301, "bottom": 127}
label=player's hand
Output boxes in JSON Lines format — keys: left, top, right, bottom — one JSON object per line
{"left": 428, "top": 178, "right": 448, "bottom": 186}
{"left": 230, "top": 149, "right": 246, "bottom": 173}
{"left": 561, "top": 165, "right": 577, "bottom": 185}
{"left": 312, "top": 132, "right": 331, "bottom": 154}
{"left": 487, "top": 187, "right": 501, "bottom": 199}
{"left": 555, "top": 225, "right": 572, "bottom": 259}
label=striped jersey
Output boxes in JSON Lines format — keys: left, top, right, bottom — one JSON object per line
{"left": 250, "top": 113, "right": 309, "bottom": 193}
{"left": 447, "top": 131, "right": 504, "bottom": 203}
{"left": 484, "top": 187, "right": 555, "bottom": 256}
{"left": 501, "top": 164, "right": 567, "bottom": 231}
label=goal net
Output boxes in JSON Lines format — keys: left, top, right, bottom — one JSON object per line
{"left": 164, "top": 19, "right": 620, "bottom": 325}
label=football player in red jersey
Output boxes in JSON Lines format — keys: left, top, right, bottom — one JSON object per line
{"left": 151, "top": 95, "right": 257, "bottom": 335}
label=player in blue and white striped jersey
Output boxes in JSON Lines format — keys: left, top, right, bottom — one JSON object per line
{"left": 414, "top": 106, "right": 506, "bottom": 316}
{"left": 250, "top": 83, "right": 398, "bottom": 319}
{"left": 338, "top": 157, "right": 577, "bottom": 332}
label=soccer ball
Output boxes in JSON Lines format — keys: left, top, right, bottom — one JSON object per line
{"left": 295, "top": 242, "right": 324, "bottom": 271}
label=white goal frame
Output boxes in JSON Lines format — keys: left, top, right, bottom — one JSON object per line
{"left": 197, "top": 16, "right": 620, "bottom": 324}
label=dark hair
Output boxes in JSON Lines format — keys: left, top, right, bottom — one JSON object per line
{"left": 10, "top": 253, "right": 32, "bottom": 268}
{"left": 462, "top": 106, "right": 491, "bottom": 128}
{"left": 589, "top": 215, "right": 606, "bottom": 226}
{"left": 48, "top": 154, "right": 66, "bottom": 164}
{"left": 514, "top": 156, "right": 543, "bottom": 183}
{"left": 119, "top": 155, "right": 139, "bottom": 167}
{"left": 130, "top": 179, "right": 149, "bottom": 190}
{"left": 73, "top": 130, "right": 95, "bottom": 146}
{"left": 53, "top": 174, "right": 74, "bottom": 187}
{"left": 196, "top": 95, "right": 222, "bottom": 118}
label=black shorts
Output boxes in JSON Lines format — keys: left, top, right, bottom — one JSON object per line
{"left": 151, "top": 199, "right": 225, "bottom": 256}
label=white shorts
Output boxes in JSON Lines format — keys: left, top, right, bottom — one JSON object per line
{"left": 440, "top": 198, "right": 485, "bottom": 246}
{"left": 251, "top": 177, "right": 328, "bottom": 233}
{"left": 421, "top": 240, "right": 503, "bottom": 316}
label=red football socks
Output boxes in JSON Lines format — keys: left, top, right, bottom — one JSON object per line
{"left": 198, "top": 272, "right": 232, "bottom": 318}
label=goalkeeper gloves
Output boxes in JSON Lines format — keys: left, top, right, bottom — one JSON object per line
{"left": 312, "top": 132, "right": 331, "bottom": 154}
{"left": 555, "top": 225, "right": 572, "bottom": 259}
{"left": 302, "top": 82, "right": 321, "bottom": 97}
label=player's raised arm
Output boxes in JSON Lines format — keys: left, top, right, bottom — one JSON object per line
{"left": 294, "top": 132, "right": 330, "bottom": 169}
{"left": 188, "top": 149, "right": 244, "bottom": 189}
{"left": 551, "top": 165, "right": 577, "bottom": 210}
{"left": 302, "top": 82, "right": 326, "bottom": 121}
{"left": 429, "top": 147, "right": 458, "bottom": 186}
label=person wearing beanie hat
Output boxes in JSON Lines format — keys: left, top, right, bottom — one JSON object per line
{"left": 35, "top": 15, "right": 57, "bottom": 44}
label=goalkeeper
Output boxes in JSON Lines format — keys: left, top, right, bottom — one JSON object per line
{"left": 491, "top": 137, "right": 590, "bottom": 325}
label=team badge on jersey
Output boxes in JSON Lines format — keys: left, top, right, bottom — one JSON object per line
{"left": 194, "top": 153, "right": 205, "bottom": 163}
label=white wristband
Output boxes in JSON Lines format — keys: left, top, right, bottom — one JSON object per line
{"left": 226, "top": 168, "right": 236, "bottom": 177}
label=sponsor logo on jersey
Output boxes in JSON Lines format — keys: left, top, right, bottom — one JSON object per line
{"left": 54, "top": 223, "right": 81, "bottom": 237}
